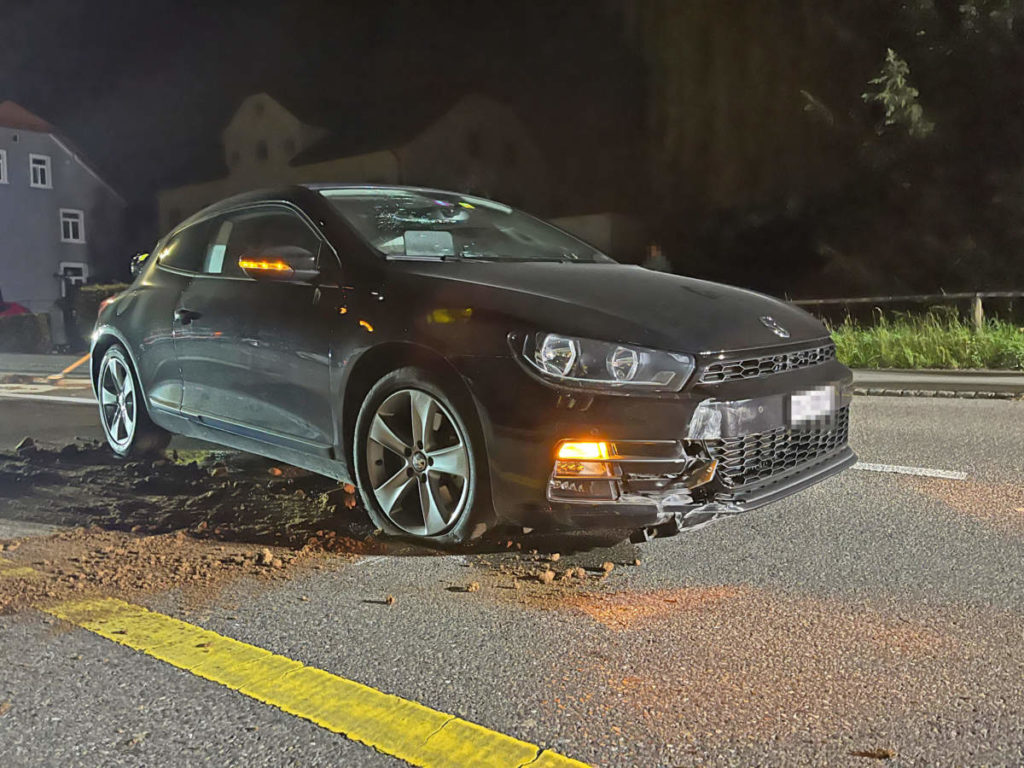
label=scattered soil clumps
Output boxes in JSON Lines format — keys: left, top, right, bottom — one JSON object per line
{"left": 0, "top": 440, "right": 384, "bottom": 613}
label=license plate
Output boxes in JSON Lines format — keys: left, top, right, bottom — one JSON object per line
{"left": 789, "top": 385, "right": 837, "bottom": 428}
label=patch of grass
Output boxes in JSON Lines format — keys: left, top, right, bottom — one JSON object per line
{"left": 829, "top": 311, "right": 1024, "bottom": 370}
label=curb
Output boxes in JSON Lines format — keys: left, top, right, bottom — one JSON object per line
{"left": 865, "top": 368, "right": 1024, "bottom": 377}
{"left": 853, "top": 388, "right": 1020, "bottom": 400}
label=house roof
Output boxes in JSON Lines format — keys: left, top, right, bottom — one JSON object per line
{"left": 0, "top": 100, "right": 124, "bottom": 203}
{"left": 287, "top": 94, "right": 458, "bottom": 166}
{"left": 0, "top": 100, "right": 54, "bottom": 133}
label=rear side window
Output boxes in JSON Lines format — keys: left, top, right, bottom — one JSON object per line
{"left": 157, "top": 221, "right": 212, "bottom": 273}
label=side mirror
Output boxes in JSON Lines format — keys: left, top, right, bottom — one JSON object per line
{"left": 130, "top": 251, "right": 150, "bottom": 278}
{"left": 238, "top": 246, "right": 320, "bottom": 283}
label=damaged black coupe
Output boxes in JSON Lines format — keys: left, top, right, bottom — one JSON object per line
{"left": 91, "top": 185, "right": 855, "bottom": 544}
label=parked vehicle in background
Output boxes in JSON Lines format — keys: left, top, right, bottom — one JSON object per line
{"left": 0, "top": 298, "right": 30, "bottom": 317}
{"left": 90, "top": 185, "right": 855, "bottom": 544}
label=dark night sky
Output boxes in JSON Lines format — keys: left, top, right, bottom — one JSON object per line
{"left": 0, "top": 0, "right": 644, "bottom": 219}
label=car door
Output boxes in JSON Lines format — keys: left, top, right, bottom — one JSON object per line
{"left": 134, "top": 222, "right": 213, "bottom": 412}
{"left": 174, "top": 204, "right": 336, "bottom": 452}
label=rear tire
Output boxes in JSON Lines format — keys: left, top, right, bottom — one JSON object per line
{"left": 353, "top": 367, "right": 492, "bottom": 545}
{"left": 96, "top": 344, "right": 171, "bottom": 458}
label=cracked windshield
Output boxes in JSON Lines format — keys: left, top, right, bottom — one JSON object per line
{"left": 0, "top": 2, "right": 1021, "bottom": 767}
{"left": 325, "top": 188, "right": 612, "bottom": 262}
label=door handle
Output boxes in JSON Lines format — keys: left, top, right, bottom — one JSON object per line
{"left": 174, "top": 308, "right": 201, "bottom": 325}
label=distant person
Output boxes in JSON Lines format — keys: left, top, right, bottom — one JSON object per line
{"left": 642, "top": 242, "right": 672, "bottom": 273}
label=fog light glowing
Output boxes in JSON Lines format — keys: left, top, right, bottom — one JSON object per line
{"left": 556, "top": 441, "right": 610, "bottom": 460}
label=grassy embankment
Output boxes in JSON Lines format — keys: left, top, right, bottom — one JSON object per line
{"left": 830, "top": 312, "right": 1024, "bottom": 370}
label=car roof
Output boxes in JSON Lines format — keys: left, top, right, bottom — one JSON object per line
{"left": 300, "top": 183, "right": 480, "bottom": 197}
{"left": 170, "top": 184, "right": 505, "bottom": 239}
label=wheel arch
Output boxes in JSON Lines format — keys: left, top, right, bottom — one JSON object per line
{"left": 340, "top": 342, "right": 484, "bottom": 468}
{"left": 91, "top": 327, "right": 131, "bottom": 385}
{"left": 90, "top": 327, "right": 152, "bottom": 404}
{"left": 343, "top": 341, "right": 498, "bottom": 541}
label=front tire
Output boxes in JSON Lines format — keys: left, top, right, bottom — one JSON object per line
{"left": 96, "top": 344, "right": 170, "bottom": 458}
{"left": 353, "top": 367, "right": 491, "bottom": 545}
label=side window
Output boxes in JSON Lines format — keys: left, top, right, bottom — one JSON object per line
{"left": 157, "top": 220, "right": 212, "bottom": 272}
{"left": 209, "top": 208, "right": 322, "bottom": 279}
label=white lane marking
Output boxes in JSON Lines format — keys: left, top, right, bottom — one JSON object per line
{"left": 0, "top": 392, "right": 95, "bottom": 405}
{"left": 853, "top": 462, "right": 969, "bottom": 481}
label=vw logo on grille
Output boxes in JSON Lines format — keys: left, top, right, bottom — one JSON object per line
{"left": 759, "top": 315, "right": 790, "bottom": 338}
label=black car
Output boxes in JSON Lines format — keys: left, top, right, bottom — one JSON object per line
{"left": 91, "top": 185, "right": 856, "bottom": 544}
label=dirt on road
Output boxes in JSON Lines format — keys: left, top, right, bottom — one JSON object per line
{"left": 0, "top": 439, "right": 627, "bottom": 614}
{"left": 0, "top": 439, "right": 381, "bottom": 614}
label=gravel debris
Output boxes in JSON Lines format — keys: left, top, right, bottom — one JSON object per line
{"left": 0, "top": 527, "right": 311, "bottom": 614}
{"left": 0, "top": 441, "right": 385, "bottom": 613}
{"left": 0, "top": 441, "right": 375, "bottom": 548}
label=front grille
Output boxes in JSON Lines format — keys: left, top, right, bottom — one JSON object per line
{"left": 704, "top": 406, "right": 850, "bottom": 488}
{"left": 700, "top": 343, "right": 836, "bottom": 384}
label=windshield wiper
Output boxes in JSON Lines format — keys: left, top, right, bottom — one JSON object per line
{"left": 457, "top": 252, "right": 571, "bottom": 263}
{"left": 387, "top": 253, "right": 572, "bottom": 263}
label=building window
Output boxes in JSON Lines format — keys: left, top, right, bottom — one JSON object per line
{"left": 255, "top": 140, "right": 268, "bottom": 162}
{"left": 60, "top": 209, "right": 85, "bottom": 243}
{"left": 0, "top": 149, "right": 7, "bottom": 184}
{"left": 30, "top": 154, "right": 52, "bottom": 188}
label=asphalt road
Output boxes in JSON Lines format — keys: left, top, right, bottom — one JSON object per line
{"left": 0, "top": 394, "right": 1022, "bottom": 767}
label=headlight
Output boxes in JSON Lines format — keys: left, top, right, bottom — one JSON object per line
{"left": 519, "top": 332, "right": 694, "bottom": 392}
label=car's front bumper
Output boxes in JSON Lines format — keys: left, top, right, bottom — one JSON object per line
{"left": 456, "top": 354, "right": 856, "bottom": 534}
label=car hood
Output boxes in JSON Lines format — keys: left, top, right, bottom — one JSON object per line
{"left": 391, "top": 260, "right": 829, "bottom": 354}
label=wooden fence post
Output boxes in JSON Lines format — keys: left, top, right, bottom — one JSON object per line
{"left": 972, "top": 294, "right": 984, "bottom": 331}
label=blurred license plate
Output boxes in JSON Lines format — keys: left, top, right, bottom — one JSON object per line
{"left": 789, "top": 385, "right": 836, "bottom": 428}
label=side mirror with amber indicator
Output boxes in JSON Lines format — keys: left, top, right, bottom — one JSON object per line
{"left": 129, "top": 251, "right": 150, "bottom": 279}
{"left": 239, "top": 246, "right": 320, "bottom": 283}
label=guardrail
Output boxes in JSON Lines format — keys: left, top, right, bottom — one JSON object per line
{"left": 791, "top": 291, "right": 1024, "bottom": 329}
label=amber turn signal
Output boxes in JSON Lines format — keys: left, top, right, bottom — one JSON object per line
{"left": 556, "top": 440, "right": 611, "bottom": 460}
{"left": 238, "top": 258, "right": 293, "bottom": 274}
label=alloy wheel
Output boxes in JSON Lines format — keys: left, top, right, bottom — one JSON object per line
{"left": 365, "top": 389, "right": 470, "bottom": 537}
{"left": 99, "top": 355, "right": 137, "bottom": 451}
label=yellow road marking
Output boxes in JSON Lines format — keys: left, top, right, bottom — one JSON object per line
{"left": 0, "top": 556, "right": 38, "bottom": 578}
{"left": 45, "top": 597, "right": 591, "bottom": 768}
